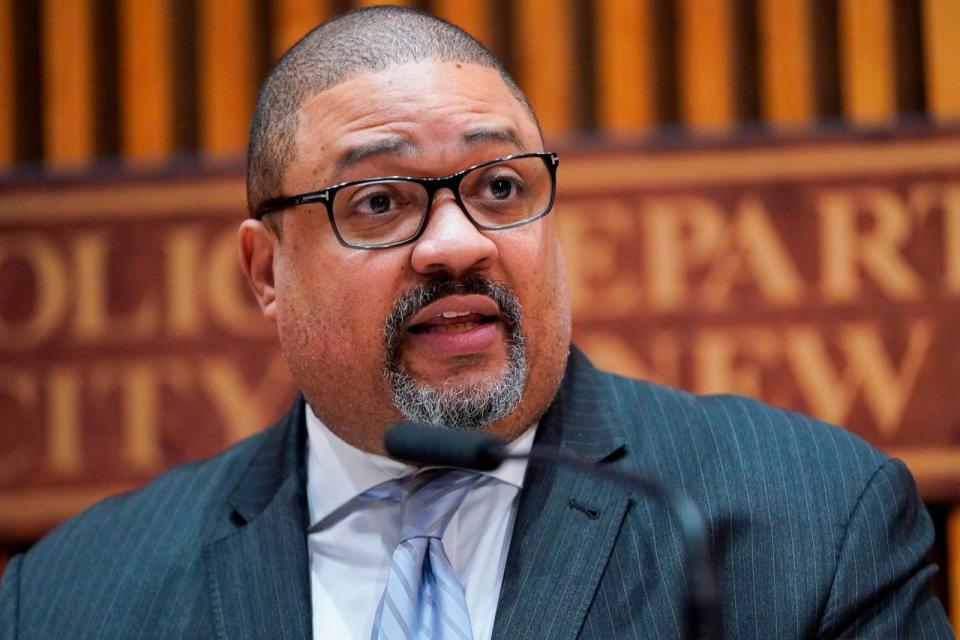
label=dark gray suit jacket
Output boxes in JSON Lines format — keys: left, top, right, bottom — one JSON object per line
{"left": 1, "top": 347, "right": 953, "bottom": 638}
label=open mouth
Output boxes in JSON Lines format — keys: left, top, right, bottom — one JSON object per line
{"left": 408, "top": 311, "right": 500, "bottom": 335}
{"left": 400, "top": 294, "right": 506, "bottom": 355}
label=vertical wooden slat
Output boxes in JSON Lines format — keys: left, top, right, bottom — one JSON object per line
{"left": 42, "top": 0, "right": 97, "bottom": 167}
{"left": 433, "top": 0, "right": 493, "bottom": 48}
{"left": 272, "top": 0, "right": 329, "bottom": 60}
{"left": 922, "top": 0, "right": 960, "bottom": 120}
{"left": 197, "top": 0, "right": 258, "bottom": 158}
{"left": 677, "top": 0, "right": 736, "bottom": 131}
{"left": 119, "top": 0, "right": 175, "bottom": 161}
{"left": 595, "top": 0, "right": 655, "bottom": 133}
{"left": 515, "top": 0, "right": 575, "bottom": 134}
{"left": 757, "top": 0, "right": 815, "bottom": 126}
{"left": 0, "top": 0, "right": 14, "bottom": 166}
{"left": 838, "top": 0, "right": 896, "bottom": 125}
{"left": 950, "top": 507, "right": 960, "bottom": 630}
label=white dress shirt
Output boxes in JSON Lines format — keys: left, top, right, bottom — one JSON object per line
{"left": 305, "top": 404, "right": 536, "bottom": 640}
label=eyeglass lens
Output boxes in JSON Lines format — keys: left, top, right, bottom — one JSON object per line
{"left": 331, "top": 156, "right": 552, "bottom": 246}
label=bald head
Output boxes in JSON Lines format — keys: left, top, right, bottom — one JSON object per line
{"left": 246, "top": 6, "right": 537, "bottom": 218}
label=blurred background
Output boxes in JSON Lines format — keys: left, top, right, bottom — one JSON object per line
{"left": 0, "top": 0, "right": 958, "bottom": 626}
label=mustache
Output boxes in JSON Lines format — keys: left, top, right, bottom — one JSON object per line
{"left": 383, "top": 275, "right": 523, "bottom": 354}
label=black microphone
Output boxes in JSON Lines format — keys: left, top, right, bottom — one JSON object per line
{"left": 385, "top": 421, "right": 723, "bottom": 640}
{"left": 384, "top": 421, "right": 506, "bottom": 471}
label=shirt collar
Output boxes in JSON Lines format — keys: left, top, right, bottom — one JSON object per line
{"left": 305, "top": 403, "right": 537, "bottom": 527}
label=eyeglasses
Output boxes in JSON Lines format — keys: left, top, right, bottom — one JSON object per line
{"left": 254, "top": 151, "right": 559, "bottom": 249}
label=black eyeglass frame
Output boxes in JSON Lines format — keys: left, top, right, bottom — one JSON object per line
{"left": 253, "top": 151, "right": 560, "bottom": 250}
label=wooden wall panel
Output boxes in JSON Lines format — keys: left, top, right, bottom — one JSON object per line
{"left": 433, "top": 0, "right": 493, "bottom": 48}
{"left": 839, "top": 0, "right": 896, "bottom": 125}
{"left": 197, "top": 0, "right": 258, "bottom": 157}
{"left": 677, "top": 0, "right": 736, "bottom": 131}
{"left": 42, "top": 0, "right": 97, "bottom": 167}
{"left": 272, "top": 0, "right": 329, "bottom": 60}
{"left": 595, "top": 0, "right": 655, "bottom": 133}
{"left": 0, "top": 0, "right": 13, "bottom": 167}
{"left": 119, "top": 0, "right": 175, "bottom": 161}
{"left": 922, "top": 0, "right": 960, "bottom": 121}
{"left": 515, "top": 0, "right": 576, "bottom": 134}
{"left": 757, "top": 0, "right": 815, "bottom": 126}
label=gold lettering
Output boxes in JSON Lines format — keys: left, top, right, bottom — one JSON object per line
{"left": 575, "top": 331, "right": 680, "bottom": 385}
{"left": 206, "top": 230, "right": 273, "bottom": 338}
{"left": 91, "top": 361, "right": 163, "bottom": 472}
{"left": 785, "top": 320, "right": 932, "bottom": 434}
{"left": 818, "top": 188, "right": 924, "bottom": 302}
{"left": 694, "top": 327, "right": 783, "bottom": 398}
{"left": 643, "top": 196, "right": 726, "bottom": 310}
{"left": 699, "top": 197, "right": 805, "bottom": 309}
{"left": 0, "top": 366, "right": 38, "bottom": 482}
{"left": 71, "top": 230, "right": 160, "bottom": 342}
{"left": 164, "top": 225, "right": 205, "bottom": 336}
{"left": 555, "top": 201, "right": 642, "bottom": 319}
{"left": 45, "top": 365, "right": 83, "bottom": 476}
{"left": 0, "top": 233, "right": 68, "bottom": 350}
{"left": 200, "top": 354, "right": 293, "bottom": 441}
{"left": 942, "top": 185, "right": 960, "bottom": 294}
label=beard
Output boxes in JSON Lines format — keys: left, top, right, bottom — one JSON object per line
{"left": 382, "top": 274, "right": 527, "bottom": 430}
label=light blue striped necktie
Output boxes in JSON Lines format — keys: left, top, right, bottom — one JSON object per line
{"left": 370, "top": 469, "right": 482, "bottom": 640}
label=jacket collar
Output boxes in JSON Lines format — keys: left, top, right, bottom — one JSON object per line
{"left": 493, "top": 346, "right": 632, "bottom": 639}
{"left": 539, "top": 345, "right": 627, "bottom": 461}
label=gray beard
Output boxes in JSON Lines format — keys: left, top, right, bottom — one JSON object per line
{"left": 382, "top": 276, "right": 527, "bottom": 431}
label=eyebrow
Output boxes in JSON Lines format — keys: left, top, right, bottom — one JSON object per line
{"left": 460, "top": 128, "right": 527, "bottom": 152}
{"left": 334, "top": 139, "right": 415, "bottom": 175}
{"left": 332, "top": 127, "right": 528, "bottom": 178}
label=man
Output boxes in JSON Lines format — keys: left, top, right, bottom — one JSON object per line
{"left": 1, "top": 6, "right": 953, "bottom": 639}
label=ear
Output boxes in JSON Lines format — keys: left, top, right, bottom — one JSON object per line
{"left": 238, "top": 219, "right": 279, "bottom": 321}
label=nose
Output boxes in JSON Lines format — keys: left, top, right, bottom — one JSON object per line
{"left": 409, "top": 191, "right": 498, "bottom": 277}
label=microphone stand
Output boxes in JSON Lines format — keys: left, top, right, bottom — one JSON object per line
{"left": 384, "top": 421, "right": 723, "bottom": 639}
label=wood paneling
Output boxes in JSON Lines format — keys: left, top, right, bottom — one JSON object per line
{"left": 272, "top": 0, "right": 329, "bottom": 60}
{"left": 595, "top": 0, "right": 655, "bottom": 133}
{"left": 922, "top": 0, "right": 960, "bottom": 121}
{"left": 197, "top": 0, "right": 258, "bottom": 157}
{"left": 42, "top": 0, "right": 97, "bottom": 167}
{"left": 119, "top": 0, "right": 175, "bottom": 161}
{"left": 0, "top": 0, "right": 13, "bottom": 166}
{"left": 757, "top": 0, "right": 815, "bottom": 126}
{"left": 433, "top": 0, "right": 493, "bottom": 49}
{"left": 515, "top": 0, "right": 576, "bottom": 134}
{"left": 677, "top": 0, "right": 736, "bottom": 131}
{"left": 839, "top": 0, "right": 896, "bottom": 125}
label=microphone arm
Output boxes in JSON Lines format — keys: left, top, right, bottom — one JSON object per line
{"left": 384, "top": 421, "right": 723, "bottom": 639}
{"left": 505, "top": 445, "right": 722, "bottom": 640}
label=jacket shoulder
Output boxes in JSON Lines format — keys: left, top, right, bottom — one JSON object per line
{"left": 2, "top": 418, "right": 290, "bottom": 638}
{"left": 602, "top": 371, "right": 889, "bottom": 478}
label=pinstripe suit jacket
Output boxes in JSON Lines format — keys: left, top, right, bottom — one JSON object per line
{"left": 1, "top": 347, "right": 953, "bottom": 638}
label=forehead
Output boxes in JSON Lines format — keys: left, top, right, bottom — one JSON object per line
{"left": 286, "top": 60, "right": 541, "bottom": 187}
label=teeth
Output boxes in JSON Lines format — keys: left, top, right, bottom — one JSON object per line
{"left": 440, "top": 310, "right": 472, "bottom": 319}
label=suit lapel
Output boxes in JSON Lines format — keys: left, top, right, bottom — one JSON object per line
{"left": 203, "top": 398, "right": 312, "bottom": 640}
{"left": 493, "top": 348, "right": 631, "bottom": 640}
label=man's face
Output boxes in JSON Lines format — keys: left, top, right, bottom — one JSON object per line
{"left": 240, "top": 60, "right": 571, "bottom": 452}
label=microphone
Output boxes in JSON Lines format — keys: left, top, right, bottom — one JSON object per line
{"left": 385, "top": 421, "right": 723, "bottom": 640}
{"left": 384, "top": 421, "right": 506, "bottom": 471}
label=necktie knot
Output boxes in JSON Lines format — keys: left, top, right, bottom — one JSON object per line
{"left": 397, "top": 469, "right": 482, "bottom": 542}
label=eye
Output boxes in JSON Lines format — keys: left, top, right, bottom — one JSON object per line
{"left": 366, "top": 193, "right": 392, "bottom": 215}
{"left": 479, "top": 172, "right": 524, "bottom": 201}
{"left": 489, "top": 177, "right": 515, "bottom": 200}
{"left": 346, "top": 186, "right": 409, "bottom": 218}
